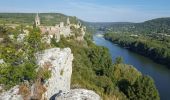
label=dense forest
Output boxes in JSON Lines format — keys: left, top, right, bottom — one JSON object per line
{"left": 103, "top": 18, "right": 170, "bottom": 68}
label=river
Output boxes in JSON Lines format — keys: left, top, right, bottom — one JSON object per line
{"left": 93, "top": 33, "right": 170, "bottom": 100}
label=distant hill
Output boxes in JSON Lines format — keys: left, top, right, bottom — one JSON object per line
{"left": 88, "top": 17, "right": 170, "bottom": 35}
{"left": 86, "top": 22, "right": 133, "bottom": 31}
{"left": 134, "top": 18, "right": 170, "bottom": 34}
{"left": 0, "top": 13, "right": 79, "bottom": 26}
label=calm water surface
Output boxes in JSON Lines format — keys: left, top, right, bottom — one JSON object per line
{"left": 93, "top": 33, "right": 170, "bottom": 100}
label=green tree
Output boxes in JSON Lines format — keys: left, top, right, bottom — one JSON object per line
{"left": 115, "top": 57, "right": 124, "bottom": 64}
{"left": 127, "top": 76, "right": 160, "bottom": 100}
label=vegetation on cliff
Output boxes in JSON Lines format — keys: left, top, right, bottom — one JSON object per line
{"left": 0, "top": 26, "right": 48, "bottom": 89}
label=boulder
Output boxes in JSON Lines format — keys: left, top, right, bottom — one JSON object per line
{"left": 56, "top": 89, "right": 101, "bottom": 100}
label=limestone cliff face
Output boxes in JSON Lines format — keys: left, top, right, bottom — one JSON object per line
{"left": 35, "top": 48, "right": 73, "bottom": 99}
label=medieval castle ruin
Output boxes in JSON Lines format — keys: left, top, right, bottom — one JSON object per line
{"left": 35, "top": 13, "right": 86, "bottom": 43}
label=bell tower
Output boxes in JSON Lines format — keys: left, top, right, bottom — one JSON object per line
{"left": 35, "top": 13, "right": 40, "bottom": 27}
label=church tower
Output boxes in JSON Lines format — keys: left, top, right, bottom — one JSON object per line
{"left": 35, "top": 13, "right": 40, "bottom": 27}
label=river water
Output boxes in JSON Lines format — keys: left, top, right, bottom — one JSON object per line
{"left": 93, "top": 33, "right": 170, "bottom": 100}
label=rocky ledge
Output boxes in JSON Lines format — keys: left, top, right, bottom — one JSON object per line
{"left": 57, "top": 89, "right": 101, "bottom": 100}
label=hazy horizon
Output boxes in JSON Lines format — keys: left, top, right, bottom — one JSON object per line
{"left": 0, "top": 0, "right": 170, "bottom": 22}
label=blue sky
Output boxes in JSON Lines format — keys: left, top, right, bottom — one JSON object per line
{"left": 0, "top": 0, "right": 170, "bottom": 22}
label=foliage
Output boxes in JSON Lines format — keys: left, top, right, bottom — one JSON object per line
{"left": 126, "top": 76, "right": 160, "bottom": 100}
{"left": 102, "top": 18, "right": 170, "bottom": 67}
{"left": 88, "top": 46, "right": 112, "bottom": 76}
{"left": 0, "top": 26, "right": 45, "bottom": 89}
{"left": 37, "top": 67, "right": 51, "bottom": 81}
{"left": 105, "top": 32, "right": 170, "bottom": 67}
{"left": 112, "top": 64, "right": 141, "bottom": 84}
{"left": 115, "top": 57, "right": 124, "bottom": 64}
{"left": 90, "top": 17, "right": 170, "bottom": 35}
{"left": 111, "top": 64, "right": 160, "bottom": 100}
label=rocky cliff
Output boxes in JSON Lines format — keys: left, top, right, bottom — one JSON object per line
{"left": 0, "top": 48, "right": 100, "bottom": 100}
{"left": 35, "top": 48, "right": 73, "bottom": 99}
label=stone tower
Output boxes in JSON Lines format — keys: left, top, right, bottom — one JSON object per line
{"left": 67, "top": 17, "right": 70, "bottom": 26}
{"left": 35, "top": 13, "right": 40, "bottom": 27}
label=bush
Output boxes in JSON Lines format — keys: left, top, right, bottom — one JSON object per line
{"left": 0, "top": 27, "right": 46, "bottom": 89}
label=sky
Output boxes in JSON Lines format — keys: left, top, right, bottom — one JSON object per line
{"left": 0, "top": 0, "right": 170, "bottom": 22}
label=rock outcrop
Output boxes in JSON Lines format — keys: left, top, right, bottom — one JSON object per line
{"left": 57, "top": 89, "right": 101, "bottom": 100}
{"left": 35, "top": 48, "right": 73, "bottom": 99}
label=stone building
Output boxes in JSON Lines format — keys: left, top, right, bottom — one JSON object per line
{"left": 35, "top": 13, "right": 40, "bottom": 27}
{"left": 34, "top": 13, "right": 86, "bottom": 43}
{"left": 35, "top": 13, "right": 71, "bottom": 43}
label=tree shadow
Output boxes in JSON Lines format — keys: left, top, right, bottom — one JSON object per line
{"left": 118, "top": 79, "right": 130, "bottom": 94}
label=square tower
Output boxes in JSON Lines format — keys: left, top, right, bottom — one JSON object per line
{"left": 35, "top": 13, "right": 40, "bottom": 27}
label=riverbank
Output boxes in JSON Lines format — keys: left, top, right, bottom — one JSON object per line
{"left": 104, "top": 33, "right": 170, "bottom": 68}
